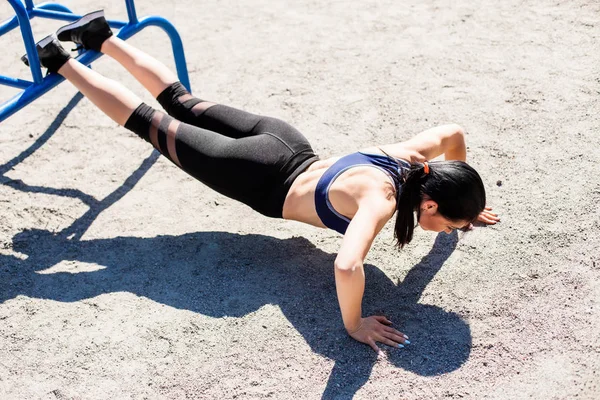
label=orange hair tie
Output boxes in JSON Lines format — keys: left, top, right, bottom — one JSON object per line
{"left": 423, "top": 161, "right": 430, "bottom": 175}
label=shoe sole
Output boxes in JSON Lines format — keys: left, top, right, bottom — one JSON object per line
{"left": 37, "top": 33, "right": 57, "bottom": 48}
{"left": 21, "top": 33, "right": 56, "bottom": 66}
{"left": 56, "top": 10, "right": 104, "bottom": 39}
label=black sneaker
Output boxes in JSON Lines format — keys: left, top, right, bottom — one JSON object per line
{"left": 21, "top": 34, "right": 71, "bottom": 74}
{"left": 56, "top": 9, "right": 113, "bottom": 52}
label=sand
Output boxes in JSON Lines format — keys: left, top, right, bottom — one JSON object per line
{"left": 1, "top": 0, "right": 599, "bottom": 398}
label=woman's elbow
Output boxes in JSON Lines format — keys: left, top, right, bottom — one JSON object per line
{"left": 447, "top": 124, "right": 466, "bottom": 143}
{"left": 445, "top": 124, "right": 467, "bottom": 161}
{"left": 450, "top": 123, "right": 465, "bottom": 136}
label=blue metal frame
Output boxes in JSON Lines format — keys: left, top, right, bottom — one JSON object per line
{"left": 0, "top": 0, "right": 190, "bottom": 122}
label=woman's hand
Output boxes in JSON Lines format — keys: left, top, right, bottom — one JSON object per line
{"left": 348, "top": 316, "right": 410, "bottom": 353}
{"left": 477, "top": 206, "right": 500, "bottom": 225}
{"left": 462, "top": 207, "right": 500, "bottom": 230}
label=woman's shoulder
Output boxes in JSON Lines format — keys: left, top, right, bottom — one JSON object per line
{"left": 305, "top": 156, "right": 339, "bottom": 173}
{"left": 306, "top": 146, "right": 421, "bottom": 175}
{"left": 359, "top": 146, "right": 421, "bottom": 164}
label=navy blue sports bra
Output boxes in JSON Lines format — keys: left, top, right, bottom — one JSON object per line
{"left": 314, "top": 152, "right": 410, "bottom": 234}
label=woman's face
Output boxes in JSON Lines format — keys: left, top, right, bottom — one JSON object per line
{"left": 418, "top": 200, "right": 468, "bottom": 233}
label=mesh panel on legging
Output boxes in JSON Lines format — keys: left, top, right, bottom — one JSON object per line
{"left": 124, "top": 103, "right": 181, "bottom": 167}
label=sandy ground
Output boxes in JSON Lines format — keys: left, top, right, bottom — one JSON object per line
{"left": 1, "top": 0, "right": 599, "bottom": 399}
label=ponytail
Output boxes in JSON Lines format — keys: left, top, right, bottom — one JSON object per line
{"left": 394, "top": 163, "right": 429, "bottom": 248}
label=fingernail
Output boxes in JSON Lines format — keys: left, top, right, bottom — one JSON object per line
{"left": 404, "top": 340, "right": 411, "bottom": 345}
{"left": 398, "top": 344, "right": 404, "bottom": 348}
{"left": 403, "top": 334, "right": 409, "bottom": 339}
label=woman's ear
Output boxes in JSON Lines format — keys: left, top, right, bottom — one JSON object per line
{"left": 419, "top": 199, "right": 438, "bottom": 213}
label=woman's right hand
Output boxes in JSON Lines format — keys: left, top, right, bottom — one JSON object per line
{"left": 477, "top": 206, "right": 500, "bottom": 225}
{"left": 348, "top": 316, "right": 410, "bottom": 353}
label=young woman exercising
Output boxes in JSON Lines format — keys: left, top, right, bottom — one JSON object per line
{"left": 25, "top": 10, "right": 499, "bottom": 353}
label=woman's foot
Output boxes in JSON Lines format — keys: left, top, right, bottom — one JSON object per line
{"left": 21, "top": 34, "right": 71, "bottom": 73}
{"left": 56, "top": 10, "right": 113, "bottom": 52}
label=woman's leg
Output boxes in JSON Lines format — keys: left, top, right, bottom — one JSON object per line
{"left": 54, "top": 56, "right": 218, "bottom": 173}
{"left": 57, "top": 58, "right": 186, "bottom": 167}
{"left": 101, "top": 40, "right": 291, "bottom": 144}
{"left": 123, "top": 101, "right": 318, "bottom": 217}
{"left": 99, "top": 36, "right": 178, "bottom": 99}
{"left": 98, "top": 37, "right": 275, "bottom": 140}
{"left": 58, "top": 14, "right": 290, "bottom": 141}
{"left": 98, "top": 37, "right": 218, "bottom": 121}
{"left": 58, "top": 58, "right": 141, "bottom": 126}
{"left": 130, "top": 103, "right": 318, "bottom": 218}
{"left": 30, "top": 34, "right": 317, "bottom": 218}
{"left": 100, "top": 36, "right": 271, "bottom": 140}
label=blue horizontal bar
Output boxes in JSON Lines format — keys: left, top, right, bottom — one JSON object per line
{"left": 30, "top": 9, "right": 127, "bottom": 29}
{"left": 0, "top": 75, "right": 33, "bottom": 89}
{"left": 1, "top": 8, "right": 127, "bottom": 36}
{"left": 34, "top": 2, "right": 74, "bottom": 14}
{"left": 0, "top": 73, "right": 63, "bottom": 122}
{"left": 1, "top": 2, "right": 76, "bottom": 36}
{"left": 0, "top": 15, "right": 18, "bottom": 36}
{"left": 0, "top": 49, "right": 103, "bottom": 122}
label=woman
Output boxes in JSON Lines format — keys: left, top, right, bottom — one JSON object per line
{"left": 25, "top": 10, "right": 499, "bottom": 354}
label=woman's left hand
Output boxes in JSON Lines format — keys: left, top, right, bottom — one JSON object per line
{"left": 347, "top": 316, "right": 409, "bottom": 354}
{"left": 477, "top": 206, "right": 500, "bottom": 225}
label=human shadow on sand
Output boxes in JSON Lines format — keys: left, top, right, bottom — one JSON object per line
{"left": 4, "top": 228, "right": 469, "bottom": 399}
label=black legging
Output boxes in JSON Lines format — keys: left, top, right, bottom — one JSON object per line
{"left": 124, "top": 82, "right": 319, "bottom": 218}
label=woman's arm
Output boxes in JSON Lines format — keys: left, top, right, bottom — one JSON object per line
{"left": 377, "top": 124, "right": 467, "bottom": 162}
{"left": 335, "top": 199, "right": 409, "bottom": 353}
{"left": 403, "top": 126, "right": 501, "bottom": 225}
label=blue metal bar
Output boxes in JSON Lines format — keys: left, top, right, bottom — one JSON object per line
{"left": 0, "top": 48, "right": 105, "bottom": 122}
{"left": 124, "top": 0, "right": 139, "bottom": 24}
{"left": 1, "top": 2, "right": 71, "bottom": 36}
{"left": 0, "top": 76, "right": 33, "bottom": 89}
{"left": 1, "top": 74, "right": 63, "bottom": 122}
{"left": 0, "top": 2, "right": 76, "bottom": 89}
{"left": 37, "top": 2, "right": 73, "bottom": 13}
{"left": 30, "top": 9, "right": 127, "bottom": 28}
{"left": 0, "top": 1, "right": 190, "bottom": 122}
{"left": 1, "top": 4, "right": 125, "bottom": 37}
{"left": 0, "top": 17, "right": 18, "bottom": 36}
{"left": 28, "top": 8, "right": 80, "bottom": 22}
{"left": 0, "top": 13, "right": 20, "bottom": 35}
{"left": 6, "top": 0, "right": 43, "bottom": 84}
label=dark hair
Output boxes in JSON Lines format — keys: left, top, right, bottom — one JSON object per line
{"left": 394, "top": 161, "right": 486, "bottom": 248}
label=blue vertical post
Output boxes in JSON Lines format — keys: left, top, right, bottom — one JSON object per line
{"left": 7, "top": 0, "right": 43, "bottom": 84}
{"left": 125, "top": 0, "right": 139, "bottom": 24}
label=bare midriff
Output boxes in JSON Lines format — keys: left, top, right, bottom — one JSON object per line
{"left": 282, "top": 157, "right": 337, "bottom": 228}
